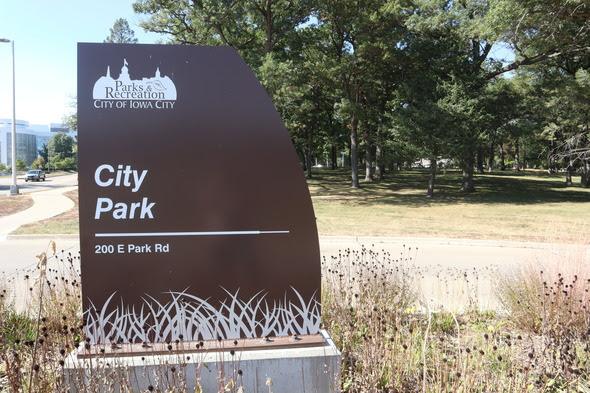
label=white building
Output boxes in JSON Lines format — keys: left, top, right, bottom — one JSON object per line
{"left": 0, "top": 119, "right": 76, "bottom": 168}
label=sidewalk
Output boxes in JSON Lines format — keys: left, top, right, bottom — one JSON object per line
{"left": 0, "top": 186, "right": 77, "bottom": 239}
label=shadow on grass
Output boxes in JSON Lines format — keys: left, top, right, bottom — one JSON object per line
{"left": 308, "top": 168, "right": 590, "bottom": 207}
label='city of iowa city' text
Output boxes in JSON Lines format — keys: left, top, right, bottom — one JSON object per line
{"left": 94, "top": 100, "right": 175, "bottom": 109}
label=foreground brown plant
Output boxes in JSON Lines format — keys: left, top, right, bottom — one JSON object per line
{"left": 1, "top": 243, "right": 589, "bottom": 392}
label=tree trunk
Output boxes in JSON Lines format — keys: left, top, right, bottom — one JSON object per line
{"left": 477, "top": 147, "right": 484, "bottom": 174}
{"left": 460, "top": 156, "right": 476, "bottom": 192}
{"left": 488, "top": 141, "right": 494, "bottom": 172}
{"left": 548, "top": 141, "right": 556, "bottom": 173}
{"left": 263, "top": 3, "right": 273, "bottom": 54}
{"left": 524, "top": 140, "right": 528, "bottom": 169}
{"left": 363, "top": 132, "right": 374, "bottom": 182}
{"left": 330, "top": 145, "right": 337, "bottom": 170}
{"left": 500, "top": 140, "right": 506, "bottom": 171}
{"left": 514, "top": 137, "right": 520, "bottom": 171}
{"left": 427, "top": 156, "right": 437, "bottom": 198}
{"left": 581, "top": 160, "right": 590, "bottom": 188}
{"left": 565, "top": 159, "right": 574, "bottom": 187}
{"left": 298, "top": 149, "right": 307, "bottom": 171}
{"left": 305, "top": 130, "right": 313, "bottom": 179}
{"left": 350, "top": 115, "right": 359, "bottom": 188}
{"left": 375, "top": 144, "right": 384, "bottom": 181}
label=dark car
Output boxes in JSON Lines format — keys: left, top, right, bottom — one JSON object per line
{"left": 25, "top": 170, "right": 46, "bottom": 182}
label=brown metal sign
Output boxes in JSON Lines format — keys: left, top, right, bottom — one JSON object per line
{"left": 77, "top": 43, "right": 320, "bottom": 344}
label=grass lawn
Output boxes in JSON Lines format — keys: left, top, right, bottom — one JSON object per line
{"left": 0, "top": 194, "right": 33, "bottom": 218}
{"left": 308, "top": 168, "right": 590, "bottom": 243}
{"left": 6, "top": 168, "right": 590, "bottom": 243}
{"left": 44, "top": 170, "right": 77, "bottom": 178}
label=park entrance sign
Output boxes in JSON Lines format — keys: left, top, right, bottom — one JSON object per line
{"left": 77, "top": 43, "right": 321, "bottom": 345}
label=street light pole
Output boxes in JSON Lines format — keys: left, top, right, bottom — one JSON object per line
{"left": 0, "top": 38, "right": 18, "bottom": 195}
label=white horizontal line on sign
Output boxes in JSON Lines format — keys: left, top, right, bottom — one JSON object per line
{"left": 94, "top": 230, "right": 290, "bottom": 238}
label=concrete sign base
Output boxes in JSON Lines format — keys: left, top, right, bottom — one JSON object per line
{"left": 64, "top": 330, "right": 341, "bottom": 392}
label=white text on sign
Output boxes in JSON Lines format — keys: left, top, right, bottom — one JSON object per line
{"left": 93, "top": 164, "right": 157, "bottom": 220}
{"left": 94, "top": 243, "right": 170, "bottom": 254}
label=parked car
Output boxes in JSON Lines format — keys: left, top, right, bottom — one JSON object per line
{"left": 25, "top": 170, "right": 46, "bottom": 182}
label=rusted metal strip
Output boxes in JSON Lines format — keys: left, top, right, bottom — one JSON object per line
{"left": 77, "top": 334, "right": 326, "bottom": 359}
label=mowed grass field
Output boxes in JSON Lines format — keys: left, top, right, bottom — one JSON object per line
{"left": 308, "top": 168, "right": 590, "bottom": 243}
{"left": 10, "top": 169, "right": 590, "bottom": 243}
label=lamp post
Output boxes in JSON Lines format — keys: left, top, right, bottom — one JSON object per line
{"left": 0, "top": 38, "right": 18, "bottom": 195}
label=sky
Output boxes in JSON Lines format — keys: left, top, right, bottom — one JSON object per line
{"left": 0, "top": 0, "right": 161, "bottom": 126}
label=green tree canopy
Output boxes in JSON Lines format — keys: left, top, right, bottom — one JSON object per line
{"left": 104, "top": 18, "right": 139, "bottom": 44}
{"left": 47, "top": 132, "right": 75, "bottom": 162}
{"left": 486, "top": 0, "right": 590, "bottom": 78}
{"left": 133, "top": 0, "right": 314, "bottom": 67}
{"left": 38, "top": 143, "right": 48, "bottom": 162}
{"left": 16, "top": 159, "right": 27, "bottom": 171}
{"left": 31, "top": 157, "right": 46, "bottom": 170}
{"left": 62, "top": 112, "right": 77, "bottom": 133}
{"left": 130, "top": 0, "right": 590, "bottom": 194}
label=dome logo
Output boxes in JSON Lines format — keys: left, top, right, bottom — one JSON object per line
{"left": 93, "top": 59, "right": 177, "bottom": 109}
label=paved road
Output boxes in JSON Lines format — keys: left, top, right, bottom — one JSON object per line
{"left": 1, "top": 236, "right": 79, "bottom": 272}
{"left": 3, "top": 234, "right": 588, "bottom": 311}
{"left": 319, "top": 236, "right": 590, "bottom": 271}
{"left": 320, "top": 236, "right": 590, "bottom": 310}
{"left": 4, "top": 235, "right": 575, "bottom": 275}
{"left": 0, "top": 173, "right": 78, "bottom": 194}
{"left": 0, "top": 236, "right": 80, "bottom": 311}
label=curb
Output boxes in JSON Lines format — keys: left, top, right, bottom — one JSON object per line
{"left": 318, "top": 235, "right": 589, "bottom": 250}
{"left": 6, "top": 234, "right": 80, "bottom": 241}
{"left": 4, "top": 234, "right": 588, "bottom": 251}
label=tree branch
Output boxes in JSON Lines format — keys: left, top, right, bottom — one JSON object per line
{"left": 485, "top": 47, "right": 590, "bottom": 80}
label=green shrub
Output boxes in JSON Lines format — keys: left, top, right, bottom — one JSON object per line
{"left": 16, "top": 158, "right": 27, "bottom": 171}
{"left": 50, "top": 157, "right": 77, "bottom": 170}
{"left": 31, "top": 157, "right": 46, "bottom": 170}
{"left": 0, "top": 311, "right": 36, "bottom": 345}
